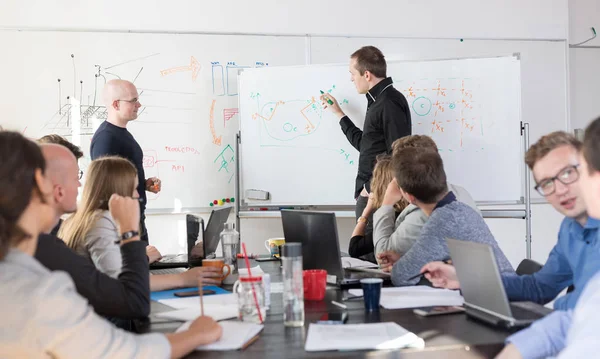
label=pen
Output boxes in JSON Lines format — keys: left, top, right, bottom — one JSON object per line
{"left": 331, "top": 300, "right": 347, "bottom": 309}
{"left": 320, "top": 90, "right": 334, "bottom": 105}
{"left": 407, "top": 258, "right": 452, "bottom": 282}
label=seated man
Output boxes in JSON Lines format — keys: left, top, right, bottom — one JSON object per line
{"left": 421, "top": 131, "right": 599, "bottom": 311}
{"left": 373, "top": 135, "right": 480, "bottom": 257}
{"left": 380, "top": 146, "right": 513, "bottom": 286}
{"left": 35, "top": 142, "right": 221, "bottom": 322}
{"left": 494, "top": 119, "right": 600, "bottom": 359}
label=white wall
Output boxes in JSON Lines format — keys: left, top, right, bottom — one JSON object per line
{"left": 2, "top": 0, "right": 572, "bottom": 268}
{"left": 569, "top": 0, "right": 600, "bottom": 130}
{"left": 1, "top": 0, "right": 567, "bottom": 39}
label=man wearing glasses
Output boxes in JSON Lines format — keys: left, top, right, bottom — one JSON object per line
{"left": 421, "top": 131, "right": 600, "bottom": 313}
{"left": 90, "top": 80, "right": 161, "bottom": 243}
{"left": 37, "top": 134, "right": 85, "bottom": 236}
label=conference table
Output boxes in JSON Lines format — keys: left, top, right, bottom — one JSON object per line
{"left": 142, "top": 260, "right": 510, "bottom": 358}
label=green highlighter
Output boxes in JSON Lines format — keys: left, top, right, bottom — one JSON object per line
{"left": 320, "top": 90, "right": 334, "bottom": 105}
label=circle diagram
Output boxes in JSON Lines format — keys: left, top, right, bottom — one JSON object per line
{"left": 412, "top": 96, "right": 432, "bottom": 116}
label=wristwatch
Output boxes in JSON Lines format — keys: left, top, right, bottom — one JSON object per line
{"left": 357, "top": 216, "right": 368, "bottom": 224}
{"left": 114, "top": 230, "right": 140, "bottom": 244}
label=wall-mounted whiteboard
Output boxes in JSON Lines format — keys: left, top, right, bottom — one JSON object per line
{"left": 0, "top": 31, "right": 305, "bottom": 211}
{"left": 240, "top": 56, "right": 522, "bottom": 205}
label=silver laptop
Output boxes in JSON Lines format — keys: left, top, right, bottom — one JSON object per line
{"left": 446, "top": 238, "right": 551, "bottom": 329}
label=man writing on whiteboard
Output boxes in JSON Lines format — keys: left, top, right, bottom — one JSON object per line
{"left": 321, "top": 46, "right": 411, "bottom": 258}
{"left": 91, "top": 80, "right": 161, "bottom": 244}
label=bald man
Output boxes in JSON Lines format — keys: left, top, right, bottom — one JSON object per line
{"left": 91, "top": 80, "right": 161, "bottom": 243}
{"left": 38, "top": 141, "right": 82, "bottom": 235}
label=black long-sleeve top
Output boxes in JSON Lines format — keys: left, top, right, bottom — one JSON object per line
{"left": 340, "top": 77, "right": 412, "bottom": 198}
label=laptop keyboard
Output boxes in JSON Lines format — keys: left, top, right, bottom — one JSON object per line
{"left": 158, "top": 254, "right": 187, "bottom": 263}
{"left": 150, "top": 268, "right": 187, "bottom": 275}
{"left": 509, "top": 302, "right": 547, "bottom": 320}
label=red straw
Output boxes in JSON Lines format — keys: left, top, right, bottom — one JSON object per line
{"left": 242, "top": 242, "right": 264, "bottom": 324}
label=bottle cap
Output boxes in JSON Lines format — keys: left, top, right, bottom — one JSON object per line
{"left": 282, "top": 243, "right": 302, "bottom": 258}
{"left": 224, "top": 222, "right": 235, "bottom": 230}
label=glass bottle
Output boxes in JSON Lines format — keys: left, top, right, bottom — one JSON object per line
{"left": 281, "top": 243, "right": 304, "bottom": 327}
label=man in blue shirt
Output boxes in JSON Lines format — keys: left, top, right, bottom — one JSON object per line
{"left": 91, "top": 80, "right": 161, "bottom": 243}
{"left": 421, "top": 131, "right": 600, "bottom": 311}
{"left": 495, "top": 119, "right": 600, "bottom": 358}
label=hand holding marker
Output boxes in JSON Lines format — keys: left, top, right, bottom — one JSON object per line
{"left": 320, "top": 90, "right": 334, "bottom": 105}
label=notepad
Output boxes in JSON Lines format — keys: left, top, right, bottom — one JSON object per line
{"left": 156, "top": 305, "right": 238, "bottom": 322}
{"left": 304, "top": 322, "right": 424, "bottom": 352}
{"left": 348, "top": 286, "right": 464, "bottom": 309}
{"left": 177, "top": 320, "right": 263, "bottom": 351}
{"left": 159, "top": 293, "right": 238, "bottom": 310}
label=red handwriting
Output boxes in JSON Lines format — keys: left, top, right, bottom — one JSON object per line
{"left": 143, "top": 155, "right": 156, "bottom": 168}
{"left": 164, "top": 146, "right": 200, "bottom": 155}
{"left": 172, "top": 165, "right": 185, "bottom": 172}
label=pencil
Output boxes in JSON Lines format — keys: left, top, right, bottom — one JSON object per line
{"left": 198, "top": 276, "right": 204, "bottom": 316}
{"left": 241, "top": 334, "right": 260, "bottom": 350}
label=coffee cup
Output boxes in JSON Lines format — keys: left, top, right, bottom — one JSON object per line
{"left": 264, "top": 238, "right": 285, "bottom": 257}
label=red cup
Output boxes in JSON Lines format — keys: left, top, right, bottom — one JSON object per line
{"left": 303, "top": 269, "right": 327, "bottom": 301}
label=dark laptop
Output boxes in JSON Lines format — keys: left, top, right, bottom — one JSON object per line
{"left": 446, "top": 238, "right": 552, "bottom": 329}
{"left": 149, "top": 207, "right": 232, "bottom": 269}
{"left": 281, "top": 210, "right": 390, "bottom": 287}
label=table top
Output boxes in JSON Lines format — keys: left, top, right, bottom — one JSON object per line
{"left": 143, "top": 260, "right": 509, "bottom": 359}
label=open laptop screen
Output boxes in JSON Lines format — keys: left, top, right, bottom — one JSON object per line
{"left": 281, "top": 210, "right": 345, "bottom": 281}
{"left": 446, "top": 238, "right": 513, "bottom": 317}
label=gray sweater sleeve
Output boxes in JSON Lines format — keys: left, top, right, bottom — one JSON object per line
{"left": 390, "top": 214, "right": 450, "bottom": 286}
{"left": 85, "top": 212, "right": 122, "bottom": 278}
{"left": 373, "top": 205, "right": 426, "bottom": 257}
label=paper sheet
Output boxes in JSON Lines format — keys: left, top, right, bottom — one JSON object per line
{"left": 348, "top": 286, "right": 464, "bottom": 309}
{"left": 159, "top": 293, "right": 238, "bottom": 309}
{"left": 305, "top": 322, "right": 424, "bottom": 352}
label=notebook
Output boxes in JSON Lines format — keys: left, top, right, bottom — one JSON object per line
{"left": 177, "top": 320, "right": 263, "bottom": 351}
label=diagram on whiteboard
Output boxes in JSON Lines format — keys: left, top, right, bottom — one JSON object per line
{"left": 397, "top": 77, "right": 484, "bottom": 150}
{"left": 248, "top": 86, "right": 349, "bottom": 145}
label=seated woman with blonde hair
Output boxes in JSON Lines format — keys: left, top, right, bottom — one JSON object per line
{"left": 59, "top": 156, "right": 222, "bottom": 291}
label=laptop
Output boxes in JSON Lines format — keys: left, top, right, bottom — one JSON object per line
{"left": 446, "top": 238, "right": 552, "bottom": 329}
{"left": 281, "top": 210, "right": 390, "bottom": 287}
{"left": 149, "top": 207, "right": 232, "bottom": 269}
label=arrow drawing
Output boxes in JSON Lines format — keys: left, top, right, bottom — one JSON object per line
{"left": 160, "top": 56, "right": 201, "bottom": 81}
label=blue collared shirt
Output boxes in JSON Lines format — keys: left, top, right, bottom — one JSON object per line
{"left": 507, "top": 310, "right": 572, "bottom": 359}
{"left": 502, "top": 216, "right": 600, "bottom": 310}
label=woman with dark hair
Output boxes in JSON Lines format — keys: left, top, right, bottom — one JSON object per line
{"left": 0, "top": 131, "right": 222, "bottom": 358}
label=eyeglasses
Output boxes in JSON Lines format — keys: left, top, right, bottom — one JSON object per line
{"left": 78, "top": 170, "right": 83, "bottom": 180}
{"left": 534, "top": 164, "right": 580, "bottom": 196}
{"left": 117, "top": 98, "right": 139, "bottom": 104}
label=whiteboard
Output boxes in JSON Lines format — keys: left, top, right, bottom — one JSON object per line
{"left": 240, "top": 56, "right": 523, "bottom": 205}
{"left": 0, "top": 31, "right": 306, "bottom": 211}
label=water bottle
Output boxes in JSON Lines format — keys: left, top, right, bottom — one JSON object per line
{"left": 220, "top": 223, "right": 239, "bottom": 285}
{"left": 281, "top": 243, "right": 304, "bottom": 327}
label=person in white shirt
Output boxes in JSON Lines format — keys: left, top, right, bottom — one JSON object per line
{"left": 0, "top": 131, "right": 222, "bottom": 359}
